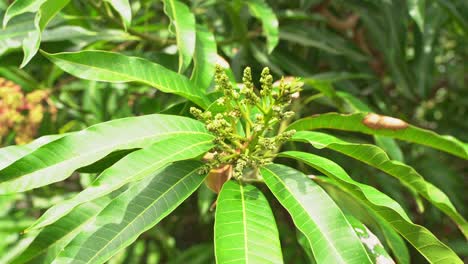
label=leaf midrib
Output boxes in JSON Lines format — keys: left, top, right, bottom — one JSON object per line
{"left": 44, "top": 51, "right": 204, "bottom": 102}
{"left": 85, "top": 165, "right": 201, "bottom": 264}
{"left": 262, "top": 166, "right": 348, "bottom": 264}
{"left": 3, "top": 131, "right": 210, "bottom": 180}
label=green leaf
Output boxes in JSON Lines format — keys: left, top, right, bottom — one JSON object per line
{"left": 280, "top": 151, "right": 463, "bottom": 263}
{"left": 345, "top": 214, "right": 395, "bottom": 264}
{"left": 20, "top": 0, "right": 70, "bottom": 67}
{"left": 316, "top": 177, "right": 410, "bottom": 264}
{"left": 408, "top": 0, "right": 425, "bottom": 32}
{"left": 214, "top": 181, "right": 283, "bottom": 264}
{"left": 246, "top": 0, "right": 279, "bottom": 53}
{"left": 260, "top": 164, "right": 372, "bottom": 264}
{"left": 104, "top": 0, "right": 132, "bottom": 29}
{"left": 290, "top": 131, "right": 468, "bottom": 238}
{"left": 162, "top": 0, "right": 196, "bottom": 73}
{"left": 53, "top": 161, "right": 206, "bottom": 264}
{"left": 0, "top": 134, "right": 65, "bottom": 170}
{"left": 280, "top": 26, "right": 367, "bottom": 61}
{"left": 28, "top": 134, "right": 214, "bottom": 231}
{"left": 40, "top": 50, "right": 209, "bottom": 108}
{"left": 2, "top": 0, "right": 47, "bottom": 28}
{"left": 288, "top": 112, "right": 468, "bottom": 159}
{"left": 190, "top": 25, "right": 217, "bottom": 92}
{"left": 0, "top": 114, "right": 209, "bottom": 194}
{"left": 10, "top": 191, "right": 125, "bottom": 264}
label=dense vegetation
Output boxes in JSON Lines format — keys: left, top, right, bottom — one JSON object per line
{"left": 0, "top": 0, "right": 467, "bottom": 263}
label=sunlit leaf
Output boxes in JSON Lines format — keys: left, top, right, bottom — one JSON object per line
{"left": 215, "top": 180, "right": 283, "bottom": 264}
{"left": 53, "top": 161, "right": 205, "bottom": 264}
{"left": 260, "top": 164, "right": 372, "bottom": 264}
{"left": 41, "top": 50, "right": 209, "bottom": 107}
{"left": 288, "top": 112, "right": 468, "bottom": 159}
{"left": 104, "top": 0, "right": 132, "bottom": 29}
{"left": 290, "top": 131, "right": 468, "bottom": 237}
{"left": 280, "top": 151, "right": 463, "bottom": 263}
{"left": 28, "top": 134, "right": 214, "bottom": 230}
{"left": 190, "top": 25, "right": 217, "bottom": 92}
{"left": 0, "top": 115, "right": 209, "bottom": 194}
{"left": 163, "top": 0, "right": 196, "bottom": 73}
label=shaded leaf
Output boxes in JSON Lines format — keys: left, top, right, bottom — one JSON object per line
{"left": 246, "top": 0, "right": 279, "bottom": 53}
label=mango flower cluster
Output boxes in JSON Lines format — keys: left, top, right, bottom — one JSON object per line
{"left": 191, "top": 65, "right": 302, "bottom": 181}
{"left": 0, "top": 78, "right": 56, "bottom": 145}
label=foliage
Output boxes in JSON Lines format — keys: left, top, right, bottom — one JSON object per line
{"left": 0, "top": 0, "right": 467, "bottom": 263}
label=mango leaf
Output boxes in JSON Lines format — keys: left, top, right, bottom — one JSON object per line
{"left": 0, "top": 114, "right": 209, "bottom": 194}
{"left": 215, "top": 181, "right": 283, "bottom": 264}
{"left": 287, "top": 112, "right": 468, "bottom": 159}
{"left": 316, "top": 176, "right": 410, "bottom": 264}
{"left": 0, "top": 134, "right": 65, "bottom": 170}
{"left": 28, "top": 134, "right": 214, "bottom": 231}
{"left": 2, "top": 0, "right": 47, "bottom": 28}
{"left": 408, "top": 0, "right": 425, "bottom": 32}
{"left": 162, "top": 0, "right": 196, "bottom": 73}
{"left": 280, "top": 151, "right": 463, "bottom": 263}
{"left": 9, "top": 190, "right": 126, "bottom": 264}
{"left": 41, "top": 50, "right": 209, "bottom": 108}
{"left": 260, "top": 164, "right": 372, "bottom": 264}
{"left": 53, "top": 161, "right": 205, "bottom": 264}
{"left": 104, "top": 0, "right": 132, "bottom": 29}
{"left": 190, "top": 25, "right": 217, "bottom": 92}
{"left": 345, "top": 214, "right": 395, "bottom": 264}
{"left": 280, "top": 26, "right": 367, "bottom": 61}
{"left": 290, "top": 131, "right": 468, "bottom": 238}
{"left": 246, "top": 0, "right": 279, "bottom": 53}
{"left": 20, "top": 0, "right": 70, "bottom": 67}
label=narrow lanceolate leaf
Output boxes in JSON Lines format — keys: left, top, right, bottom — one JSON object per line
{"left": 104, "top": 0, "right": 132, "bottom": 29}
{"left": 2, "top": 0, "right": 47, "bottom": 28}
{"left": 260, "top": 164, "right": 372, "bottom": 264}
{"left": 41, "top": 50, "right": 209, "bottom": 107}
{"left": 163, "top": 0, "right": 196, "bottom": 73}
{"left": 29, "top": 134, "right": 214, "bottom": 231}
{"left": 215, "top": 181, "right": 283, "bottom": 264}
{"left": 288, "top": 112, "right": 468, "bottom": 159}
{"left": 290, "top": 131, "right": 468, "bottom": 238}
{"left": 246, "top": 0, "right": 279, "bottom": 53}
{"left": 345, "top": 214, "right": 395, "bottom": 264}
{"left": 0, "top": 114, "right": 209, "bottom": 194}
{"left": 280, "top": 151, "right": 463, "bottom": 263}
{"left": 10, "top": 191, "right": 125, "bottom": 264}
{"left": 53, "top": 161, "right": 206, "bottom": 264}
{"left": 21, "top": 0, "right": 71, "bottom": 67}
{"left": 316, "top": 176, "right": 410, "bottom": 264}
{"left": 0, "top": 134, "right": 65, "bottom": 170}
{"left": 190, "top": 25, "right": 217, "bottom": 91}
